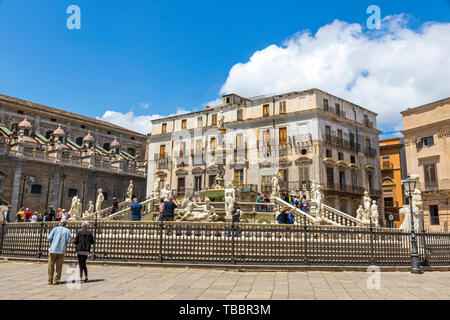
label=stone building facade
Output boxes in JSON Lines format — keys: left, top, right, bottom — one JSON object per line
{"left": 147, "top": 88, "right": 382, "bottom": 220}
{"left": 401, "top": 97, "right": 450, "bottom": 231}
{"left": 380, "top": 138, "right": 407, "bottom": 228}
{"left": 0, "top": 94, "right": 147, "bottom": 218}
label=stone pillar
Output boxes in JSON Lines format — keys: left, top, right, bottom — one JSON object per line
{"left": 49, "top": 169, "right": 61, "bottom": 209}
{"left": 10, "top": 162, "right": 23, "bottom": 220}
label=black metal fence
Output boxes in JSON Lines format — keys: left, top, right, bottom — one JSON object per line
{"left": 0, "top": 220, "right": 449, "bottom": 266}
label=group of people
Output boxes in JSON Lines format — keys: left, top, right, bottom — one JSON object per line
{"left": 255, "top": 193, "right": 271, "bottom": 212}
{"left": 281, "top": 193, "right": 308, "bottom": 213}
{"left": 14, "top": 206, "right": 70, "bottom": 223}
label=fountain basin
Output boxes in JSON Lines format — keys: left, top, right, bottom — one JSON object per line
{"left": 200, "top": 188, "right": 225, "bottom": 202}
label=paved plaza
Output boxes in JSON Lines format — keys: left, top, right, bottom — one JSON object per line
{"left": 0, "top": 260, "right": 449, "bottom": 300}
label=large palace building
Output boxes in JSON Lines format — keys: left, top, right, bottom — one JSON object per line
{"left": 147, "top": 88, "right": 382, "bottom": 219}
{"left": 0, "top": 94, "right": 147, "bottom": 218}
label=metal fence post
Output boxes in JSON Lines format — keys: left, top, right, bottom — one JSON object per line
{"left": 92, "top": 219, "right": 98, "bottom": 261}
{"left": 303, "top": 217, "right": 308, "bottom": 265}
{"left": 0, "top": 220, "right": 6, "bottom": 255}
{"left": 158, "top": 220, "right": 163, "bottom": 262}
{"left": 369, "top": 217, "right": 375, "bottom": 265}
{"left": 420, "top": 225, "right": 429, "bottom": 267}
{"left": 37, "top": 220, "right": 44, "bottom": 258}
{"left": 231, "top": 221, "right": 236, "bottom": 265}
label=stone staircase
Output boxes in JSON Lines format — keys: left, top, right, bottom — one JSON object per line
{"left": 80, "top": 200, "right": 131, "bottom": 221}
{"left": 272, "top": 197, "right": 366, "bottom": 227}
{"left": 103, "top": 197, "right": 158, "bottom": 221}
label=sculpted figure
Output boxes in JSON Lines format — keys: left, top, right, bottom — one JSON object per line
{"left": 224, "top": 182, "right": 235, "bottom": 218}
{"left": 312, "top": 184, "right": 324, "bottom": 215}
{"left": 69, "top": 195, "right": 79, "bottom": 217}
{"left": 96, "top": 188, "right": 104, "bottom": 212}
{"left": 178, "top": 198, "right": 216, "bottom": 221}
{"left": 87, "top": 201, "right": 94, "bottom": 214}
{"left": 399, "top": 179, "right": 423, "bottom": 231}
{"left": 363, "top": 191, "right": 372, "bottom": 221}
{"left": 370, "top": 200, "right": 379, "bottom": 226}
{"left": 126, "top": 180, "right": 134, "bottom": 202}
{"left": 75, "top": 198, "right": 82, "bottom": 218}
{"left": 161, "top": 182, "right": 171, "bottom": 201}
{"left": 153, "top": 177, "right": 161, "bottom": 197}
{"left": 271, "top": 172, "right": 282, "bottom": 198}
{"left": 356, "top": 205, "right": 364, "bottom": 221}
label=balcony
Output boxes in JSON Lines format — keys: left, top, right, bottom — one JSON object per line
{"left": 425, "top": 181, "right": 439, "bottom": 191}
{"left": 175, "top": 154, "right": 190, "bottom": 168}
{"left": 279, "top": 144, "right": 290, "bottom": 157}
{"left": 155, "top": 153, "right": 170, "bottom": 169}
{"left": 324, "top": 134, "right": 359, "bottom": 152}
{"left": 364, "top": 119, "right": 374, "bottom": 128}
{"left": 323, "top": 105, "right": 347, "bottom": 119}
{"left": 365, "top": 147, "right": 377, "bottom": 157}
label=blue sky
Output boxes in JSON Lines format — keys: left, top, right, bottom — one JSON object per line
{"left": 0, "top": 0, "right": 449, "bottom": 135}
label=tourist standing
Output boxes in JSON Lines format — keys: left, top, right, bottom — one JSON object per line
{"left": 16, "top": 208, "right": 24, "bottom": 222}
{"left": 225, "top": 202, "right": 242, "bottom": 237}
{"left": 276, "top": 207, "right": 290, "bottom": 224}
{"left": 301, "top": 195, "right": 308, "bottom": 212}
{"left": 130, "top": 198, "right": 142, "bottom": 221}
{"left": 45, "top": 206, "right": 56, "bottom": 222}
{"left": 157, "top": 198, "right": 165, "bottom": 221}
{"left": 256, "top": 193, "right": 262, "bottom": 212}
{"left": 55, "top": 208, "right": 62, "bottom": 221}
{"left": 61, "top": 209, "right": 68, "bottom": 221}
{"left": 31, "top": 211, "right": 38, "bottom": 223}
{"left": 74, "top": 221, "right": 95, "bottom": 283}
{"left": 47, "top": 220, "right": 72, "bottom": 285}
{"left": 163, "top": 196, "right": 177, "bottom": 221}
{"left": 265, "top": 194, "right": 271, "bottom": 212}
{"left": 111, "top": 197, "right": 119, "bottom": 214}
{"left": 24, "top": 208, "right": 32, "bottom": 222}
{"left": 3, "top": 205, "right": 11, "bottom": 222}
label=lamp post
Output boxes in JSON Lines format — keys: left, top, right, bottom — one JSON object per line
{"left": 401, "top": 174, "right": 422, "bottom": 274}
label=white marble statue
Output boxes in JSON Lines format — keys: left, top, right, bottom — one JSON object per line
{"left": 68, "top": 195, "right": 79, "bottom": 217}
{"left": 370, "top": 200, "right": 379, "bottom": 226}
{"left": 356, "top": 205, "right": 364, "bottom": 221}
{"left": 271, "top": 172, "right": 282, "bottom": 198}
{"left": 177, "top": 197, "right": 217, "bottom": 221}
{"left": 399, "top": 178, "right": 423, "bottom": 231}
{"left": 225, "top": 183, "right": 236, "bottom": 219}
{"left": 161, "top": 182, "right": 171, "bottom": 201}
{"left": 153, "top": 177, "right": 161, "bottom": 197}
{"left": 125, "top": 180, "right": 134, "bottom": 202}
{"left": 363, "top": 191, "right": 372, "bottom": 222}
{"left": 75, "top": 198, "right": 82, "bottom": 219}
{"left": 312, "top": 184, "right": 324, "bottom": 215}
{"left": 86, "top": 201, "right": 94, "bottom": 214}
{"left": 96, "top": 188, "right": 104, "bottom": 212}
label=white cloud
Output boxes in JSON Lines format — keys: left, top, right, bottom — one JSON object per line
{"left": 98, "top": 107, "right": 190, "bottom": 135}
{"left": 217, "top": 15, "right": 450, "bottom": 126}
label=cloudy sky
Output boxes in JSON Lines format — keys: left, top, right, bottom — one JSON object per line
{"left": 0, "top": 1, "right": 449, "bottom": 135}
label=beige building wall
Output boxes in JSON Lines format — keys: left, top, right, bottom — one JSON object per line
{"left": 401, "top": 97, "right": 450, "bottom": 231}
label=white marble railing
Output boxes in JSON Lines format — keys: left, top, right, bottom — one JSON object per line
{"left": 80, "top": 201, "right": 131, "bottom": 221}
{"left": 104, "top": 198, "right": 156, "bottom": 221}
{"left": 321, "top": 204, "right": 366, "bottom": 227}
{"left": 272, "top": 197, "right": 320, "bottom": 226}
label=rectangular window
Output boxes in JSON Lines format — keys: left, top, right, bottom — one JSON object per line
{"left": 177, "top": 178, "right": 185, "bottom": 195}
{"left": 350, "top": 155, "right": 356, "bottom": 164}
{"left": 424, "top": 163, "right": 438, "bottom": 190}
{"left": 211, "top": 114, "right": 217, "bottom": 125}
{"left": 197, "top": 117, "right": 203, "bottom": 127}
{"left": 326, "top": 149, "right": 332, "bottom": 158}
{"left": 339, "top": 171, "right": 346, "bottom": 187}
{"left": 159, "top": 145, "right": 166, "bottom": 159}
{"left": 162, "top": 123, "right": 167, "bottom": 133}
{"left": 335, "top": 103, "right": 341, "bottom": 116}
{"left": 429, "top": 205, "right": 440, "bottom": 225}
{"left": 210, "top": 137, "right": 216, "bottom": 150}
{"left": 338, "top": 152, "right": 344, "bottom": 161}
{"left": 179, "top": 142, "right": 185, "bottom": 157}
{"left": 263, "top": 104, "right": 270, "bottom": 117}
{"left": 326, "top": 167, "right": 334, "bottom": 188}
{"left": 368, "top": 173, "right": 373, "bottom": 192}
{"left": 299, "top": 167, "right": 310, "bottom": 185}
{"left": 234, "top": 169, "right": 244, "bottom": 187}
{"left": 337, "top": 129, "right": 343, "bottom": 144}
{"left": 351, "top": 172, "right": 358, "bottom": 186}
{"left": 279, "top": 101, "right": 286, "bottom": 114}
{"left": 279, "top": 127, "right": 287, "bottom": 145}
{"left": 262, "top": 129, "right": 270, "bottom": 147}
{"left": 196, "top": 140, "right": 202, "bottom": 152}
{"left": 194, "top": 176, "right": 202, "bottom": 192}
{"left": 237, "top": 109, "right": 243, "bottom": 121}
{"left": 366, "top": 137, "right": 371, "bottom": 152}
{"left": 236, "top": 134, "right": 243, "bottom": 148}
{"left": 418, "top": 136, "right": 434, "bottom": 147}
{"left": 209, "top": 175, "right": 216, "bottom": 188}
{"left": 323, "top": 99, "right": 329, "bottom": 110}
{"left": 181, "top": 119, "right": 187, "bottom": 130}
{"left": 325, "top": 125, "right": 331, "bottom": 139}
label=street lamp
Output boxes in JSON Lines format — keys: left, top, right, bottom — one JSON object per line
{"left": 401, "top": 174, "right": 422, "bottom": 274}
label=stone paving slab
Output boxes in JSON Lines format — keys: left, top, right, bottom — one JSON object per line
{"left": 0, "top": 261, "right": 449, "bottom": 300}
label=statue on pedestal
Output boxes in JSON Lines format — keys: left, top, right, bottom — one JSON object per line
{"left": 371, "top": 200, "right": 379, "bottom": 226}
{"left": 96, "top": 188, "right": 104, "bottom": 212}
{"left": 86, "top": 201, "right": 94, "bottom": 214}
{"left": 356, "top": 205, "right": 364, "bottom": 221}
{"left": 69, "top": 195, "right": 79, "bottom": 217}
{"left": 177, "top": 197, "right": 217, "bottom": 221}
{"left": 311, "top": 184, "right": 324, "bottom": 216}
{"left": 363, "top": 191, "right": 372, "bottom": 222}
{"left": 125, "top": 180, "right": 134, "bottom": 202}
{"left": 224, "top": 182, "right": 235, "bottom": 219}
{"left": 217, "top": 110, "right": 225, "bottom": 130}
{"left": 399, "top": 177, "right": 423, "bottom": 231}
{"left": 160, "top": 182, "right": 171, "bottom": 201}
{"left": 153, "top": 177, "right": 161, "bottom": 198}
{"left": 271, "top": 172, "right": 282, "bottom": 198}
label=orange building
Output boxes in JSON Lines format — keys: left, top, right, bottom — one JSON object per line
{"left": 380, "top": 138, "right": 407, "bottom": 228}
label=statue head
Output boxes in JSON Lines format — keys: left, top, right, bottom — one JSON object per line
{"left": 364, "top": 191, "right": 369, "bottom": 196}
{"left": 98, "top": 188, "right": 102, "bottom": 194}
{"left": 372, "top": 200, "right": 377, "bottom": 205}
{"left": 89, "top": 200, "right": 93, "bottom": 205}
{"left": 165, "top": 182, "right": 170, "bottom": 189}
{"left": 130, "top": 180, "right": 133, "bottom": 184}
{"left": 359, "top": 205, "right": 363, "bottom": 209}
{"left": 205, "top": 198, "right": 211, "bottom": 205}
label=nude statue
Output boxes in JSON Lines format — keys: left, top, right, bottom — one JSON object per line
{"left": 96, "top": 188, "right": 104, "bottom": 212}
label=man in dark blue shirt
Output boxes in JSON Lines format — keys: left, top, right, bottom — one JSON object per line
{"left": 130, "top": 198, "right": 142, "bottom": 221}
{"left": 163, "top": 196, "right": 177, "bottom": 221}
